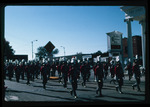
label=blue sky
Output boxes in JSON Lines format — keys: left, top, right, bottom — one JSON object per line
{"left": 5, "top": 6, "right": 142, "bottom": 60}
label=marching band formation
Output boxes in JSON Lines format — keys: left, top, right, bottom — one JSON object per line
{"left": 4, "top": 57, "right": 143, "bottom": 99}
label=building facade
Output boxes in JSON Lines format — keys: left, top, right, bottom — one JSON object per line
{"left": 122, "top": 35, "right": 142, "bottom": 64}
{"left": 11, "top": 55, "right": 28, "bottom": 61}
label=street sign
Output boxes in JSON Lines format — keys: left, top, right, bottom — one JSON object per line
{"left": 106, "top": 31, "right": 122, "bottom": 51}
{"left": 111, "top": 45, "right": 121, "bottom": 49}
{"left": 106, "top": 31, "right": 124, "bottom": 66}
{"left": 44, "top": 41, "right": 55, "bottom": 53}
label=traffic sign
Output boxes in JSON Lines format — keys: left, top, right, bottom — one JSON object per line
{"left": 44, "top": 41, "right": 55, "bottom": 53}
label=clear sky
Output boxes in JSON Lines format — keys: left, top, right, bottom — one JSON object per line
{"left": 5, "top": 6, "right": 142, "bottom": 60}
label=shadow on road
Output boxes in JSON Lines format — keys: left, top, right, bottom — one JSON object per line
{"left": 7, "top": 89, "right": 75, "bottom": 101}
{"left": 104, "top": 94, "right": 144, "bottom": 101}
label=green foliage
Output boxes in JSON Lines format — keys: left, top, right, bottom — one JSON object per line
{"left": 4, "top": 39, "right": 15, "bottom": 59}
{"left": 36, "top": 46, "right": 47, "bottom": 58}
{"left": 52, "top": 48, "right": 59, "bottom": 55}
{"left": 36, "top": 46, "right": 59, "bottom": 59}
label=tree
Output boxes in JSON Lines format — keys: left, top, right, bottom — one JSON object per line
{"left": 51, "top": 48, "right": 59, "bottom": 55}
{"left": 76, "top": 52, "right": 82, "bottom": 55}
{"left": 36, "top": 46, "right": 47, "bottom": 59}
{"left": 35, "top": 46, "right": 59, "bottom": 60}
{"left": 4, "top": 39, "right": 15, "bottom": 59}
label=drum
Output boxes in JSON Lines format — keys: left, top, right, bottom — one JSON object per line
{"left": 49, "top": 76, "right": 59, "bottom": 80}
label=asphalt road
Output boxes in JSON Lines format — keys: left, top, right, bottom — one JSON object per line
{"left": 3, "top": 70, "right": 146, "bottom": 105}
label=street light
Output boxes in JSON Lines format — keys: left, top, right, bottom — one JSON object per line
{"left": 31, "top": 40, "right": 38, "bottom": 60}
{"left": 60, "top": 46, "right": 65, "bottom": 56}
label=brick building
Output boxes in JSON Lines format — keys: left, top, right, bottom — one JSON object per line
{"left": 122, "top": 35, "right": 142, "bottom": 59}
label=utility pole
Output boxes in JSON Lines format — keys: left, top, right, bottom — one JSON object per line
{"left": 31, "top": 40, "right": 38, "bottom": 60}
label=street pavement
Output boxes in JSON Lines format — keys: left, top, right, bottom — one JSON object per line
{"left": 4, "top": 70, "right": 145, "bottom": 104}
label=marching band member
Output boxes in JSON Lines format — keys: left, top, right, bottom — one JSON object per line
{"left": 95, "top": 60, "right": 104, "bottom": 96}
{"left": 132, "top": 59, "right": 141, "bottom": 92}
{"left": 69, "top": 59, "right": 78, "bottom": 98}
{"left": 115, "top": 60, "right": 124, "bottom": 94}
